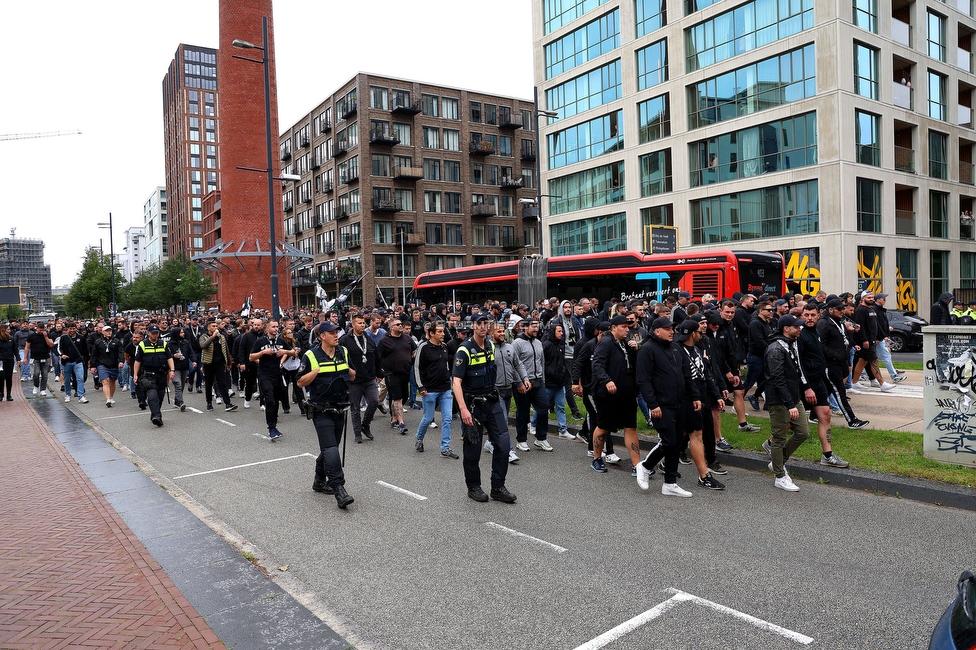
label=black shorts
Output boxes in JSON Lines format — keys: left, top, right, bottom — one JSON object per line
{"left": 856, "top": 346, "right": 877, "bottom": 362}
{"left": 594, "top": 395, "right": 637, "bottom": 431}
{"left": 683, "top": 400, "right": 704, "bottom": 433}
{"left": 385, "top": 372, "right": 409, "bottom": 401}
{"left": 808, "top": 377, "right": 830, "bottom": 407}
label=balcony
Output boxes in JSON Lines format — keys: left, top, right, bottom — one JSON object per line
{"left": 895, "top": 210, "right": 916, "bottom": 235}
{"left": 319, "top": 118, "right": 331, "bottom": 133}
{"left": 469, "top": 140, "right": 495, "bottom": 156}
{"left": 311, "top": 155, "right": 322, "bottom": 169}
{"left": 522, "top": 205, "right": 540, "bottom": 220}
{"left": 371, "top": 198, "right": 403, "bottom": 212}
{"left": 397, "top": 232, "right": 425, "bottom": 246}
{"left": 334, "top": 138, "right": 349, "bottom": 156}
{"left": 472, "top": 203, "right": 497, "bottom": 217}
{"left": 281, "top": 147, "right": 292, "bottom": 161}
{"left": 283, "top": 199, "right": 294, "bottom": 212}
{"left": 324, "top": 244, "right": 336, "bottom": 255}
{"left": 893, "top": 82, "right": 913, "bottom": 110}
{"left": 369, "top": 126, "right": 400, "bottom": 146}
{"left": 520, "top": 142, "right": 536, "bottom": 161}
{"left": 300, "top": 135, "right": 310, "bottom": 148}
{"left": 856, "top": 144, "right": 880, "bottom": 166}
{"left": 500, "top": 175, "right": 523, "bottom": 189}
{"left": 394, "top": 165, "right": 424, "bottom": 180}
{"left": 294, "top": 227, "right": 303, "bottom": 237}
{"left": 392, "top": 97, "right": 422, "bottom": 115}
{"left": 501, "top": 236, "right": 523, "bottom": 250}
{"left": 498, "top": 109, "right": 524, "bottom": 130}
{"left": 959, "top": 49, "right": 973, "bottom": 72}
{"left": 302, "top": 193, "right": 312, "bottom": 204}
{"left": 959, "top": 105, "right": 973, "bottom": 128}
{"left": 342, "top": 237, "right": 362, "bottom": 249}
{"left": 892, "top": 17, "right": 912, "bottom": 47}
{"left": 291, "top": 275, "right": 317, "bottom": 287}
{"left": 962, "top": 161, "right": 975, "bottom": 185}
{"left": 340, "top": 170, "right": 360, "bottom": 184}
{"left": 320, "top": 180, "right": 334, "bottom": 193}
{"left": 895, "top": 146, "right": 915, "bottom": 173}
{"left": 341, "top": 100, "right": 357, "bottom": 119}
{"left": 337, "top": 210, "right": 351, "bottom": 220}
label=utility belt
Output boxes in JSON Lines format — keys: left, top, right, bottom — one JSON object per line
{"left": 305, "top": 399, "right": 351, "bottom": 420}
{"left": 465, "top": 389, "right": 500, "bottom": 407}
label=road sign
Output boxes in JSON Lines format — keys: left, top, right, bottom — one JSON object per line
{"left": 96, "top": 306, "right": 102, "bottom": 313}
{"left": 187, "top": 304, "right": 195, "bottom": 312}
{"left": 0, "top": 286, "right": 21, "bottom": 305}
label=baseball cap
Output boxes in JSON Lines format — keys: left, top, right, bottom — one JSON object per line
{"left": 674, "top": 319, "right": 698, "bottom": 341}
{"left": 778, "top": 314, "right": 801, "bottom": 329}
{"left": 610, "top": 315, "right": 630, "bottom": 327}
{"left": 473, "top": 313, "right": 492, "bottom": 323}
{"left": 650, "top": 317, "right": 674, "bottom": 331}
{"left": 596, "top": 321, "right": 611, "bottom": 332}
{"left": 826, "top": 298, "right": 844, "bottom": 310}
{"left": 102, "top": 325, "right": 113, "bottom": 331}
{"left": 678, "top": 291, "right": 692, "bottom": 299}
{"left": 875, "top": 293, "right": 889, "bottom": 299}
{"left": 315, "top": 322, "right": 340, "bottom": 335}
{"left": 775, "top": 299, "right": 788, "bottom": 307}
{"left": 146, "top": 325, "right": 160, "bottom": 333}
{"left": 705, "top": 310, "right": 724, "bottom": 325}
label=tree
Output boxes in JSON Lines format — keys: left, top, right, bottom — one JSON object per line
{"left": 64, "top": 247, "right": 119, "bottom": 318}
{"left": 0, "top": 305, "right": 24, "bottom": 321}
{"left": 118, "top": 255, "right": 214, "bottom": 312}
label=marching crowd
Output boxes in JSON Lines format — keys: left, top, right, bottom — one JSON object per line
{"left": 0, "top": 285, "right": 913, "bottom": 506}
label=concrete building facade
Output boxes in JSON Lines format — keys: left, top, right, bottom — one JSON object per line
{"left": 532, "top": 0, "right": 976, "bottom": 312}
{"left": 0, "top": 236, "right": 52, "bottom": 311}
{"left": 122, "top": 226, "right": 146, "bottom": 283}
{"left": 142, "top": 187, "right": 167, "bottom": 269}
{"left": 281, "top": 73, "right": 539, "bottom": 308}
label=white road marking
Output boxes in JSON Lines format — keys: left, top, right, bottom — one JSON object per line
{"left": 573, "top": 589, "right": 813, "bottom": 650}
{"left": 173, "top": 453, "right": 315, "bottom": 479}
{"left": 94, "top": 408, "right": 180, "bottom": 421}
{"left": 485, "top": 521, "right": 567, "bottom": 554}
{"left": 214, "top": 418, "right": 236, "bottom": 427}
{"left": 186, "top": 406, "right": 202, "bottom": 413}
{"left": 375, "top": 481, "right": 428, "bottom": 500}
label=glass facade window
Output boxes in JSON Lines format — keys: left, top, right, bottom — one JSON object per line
{"left": 392, "top": 122, "right": 411, "bottom": 145}
{"left": 370, "top": 86, "right": 388, "bottom": 110}
{"left": 691, "top": 180, "right": 819, "bottom": 244}
{"left": 961, "top": 252, "right": 976, "bottom": 289}
{"left": 422, "top": 94, "right": 439, "bottom": 117}
{"left": 551, "top": 213, "right": 627, "bottom": 256}
{"left": 424, "top": 158, "right": 440, "bottom": 181}
{"left": 930, "top": 190, "right": 948, "bottom": 238}
{"left": 444, "top": 160, "right": 461, "bottom": 182}
{"left": 856, "top": 178, "right": 882, "bottom": 232}
{"left": 545, "top": 9, "right": 620, "bottom": 79}
{"left": 855, "top": 110, "right": 880, "bottom": 166}
{"left": 546, "top": 60, "right": 622, "bottom": 120}
{"left": 896, "top": 249, "right": 918, "bottom": 312}
{"left": 685, "top": 0, "right": 814, "bottom": 72}
{"left": 637, "top": 40, "right": 669, "bottom": 91}
{"left": 929, "top": 131, "right": 948, "bottom": 179}
{"left": 549, "top": 162, "right": 625, "bottom": 215}
{"left": 637, "top": 0, "right": 667, "bottom": 36}
{"left": 548, "top": 110, "right": 623, "bottom": 169}
{"left": 641, "top": 205, "right": 674, "bottom": 226}
{"left": 638, "top": 94, "right": 670, "bottom": 143}
{"left": 854, "top": 42, "right": 879, "bottom": 100}
{"left": 931, "top": 250, "right": 950, "bottom": 298}
{"left": 640, "top": 150, "right": 672, "bottom": 196}
{"left": 853, "top": 0, "right": 877, "bottom": 32}
{"left": 688, "top": 45, "right": 816, "bottom": 129}
{"left": 423, "top": 126, "right": 440, "bottom": 148}
{"left": 929, "top": 71, "right": 947, "bottom": 120}
{"left": 442, "top": 98, "right": 459, "bottom": 120}
{"left": 543, "top": 0, "right": 610, "bottom": 34}
{"left": 928, "top": 11, "right": 946, "bottom": 62}
{"left": 690, "top": 112, "right": 818, "bottom": 187}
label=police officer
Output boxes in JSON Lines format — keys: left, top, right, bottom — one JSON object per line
{"left": 452, "top": 313, "right": 516, "bottom": 504}
{"left": 133, "top": 325, "right": 174, "bottom": 427}
{"left": 297, "top": 321, "right": 356, "bottom": 509}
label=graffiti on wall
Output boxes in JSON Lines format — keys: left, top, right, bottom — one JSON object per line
{"left": 926, "top": 333, "right": 976, "bottom": 455}
{"left": 857, "top": 248, "right": 884, "bottom": 295}
{"left": 782, "top": 249, "right": 821, "bottom": 296}
{"left": 895, "top": 268, "right": 918, "bottom": 313}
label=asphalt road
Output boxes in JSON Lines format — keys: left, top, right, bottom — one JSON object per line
{"left": 64, "top": 385, "right": 967, "bottom": 650}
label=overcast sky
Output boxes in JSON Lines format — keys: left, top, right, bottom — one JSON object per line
{"left": 0, "top": 1, "right": 534, "bottom": 286}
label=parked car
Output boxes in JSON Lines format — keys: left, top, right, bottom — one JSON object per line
{"left": 887, "top": 310, "right": 926, "bottom": 352}
{"left": 929, "top": 570, "right": 976, "bottom": 649}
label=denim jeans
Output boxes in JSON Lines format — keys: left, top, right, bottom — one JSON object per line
{"left": 19, "top": 350, "right": 31, "bottom": 380}
{"left": 50, "top": 352, "right": 61, "bottom": 379}
{"left": 32, "top": 358, "right": 49, "bottom": 391}
{"left": 877, "top": 339, "right": 897, "bottom": 380}
{"left": 119, "top": 361, "right": 130, "bottom": 389}
{"left": 540, "top": 385, "right": 567, "bottom": 434}
{"left": 63, "top": 361, "right": 85, "bottom": 398}
{"left": 417, "top": 389, "right": 454, "bottom": 451}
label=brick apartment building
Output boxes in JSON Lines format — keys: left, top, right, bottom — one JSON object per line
{"left": 281, "top": 74, "right": 539, "bottom": 309}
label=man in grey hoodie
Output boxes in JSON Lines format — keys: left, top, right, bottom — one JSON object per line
{"left": 558, "top": 300, "right": 584, "bottom": 419}
{"left": 512, "top": 319, "right": 552, "bottom": 451}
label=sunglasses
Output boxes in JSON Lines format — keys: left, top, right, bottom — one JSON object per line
{"left": 762, "top": 308, "right": 774, "bottom": 312}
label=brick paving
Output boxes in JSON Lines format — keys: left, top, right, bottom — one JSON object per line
{"left": 0, "top": 385, "right": 226, "bottom": 649}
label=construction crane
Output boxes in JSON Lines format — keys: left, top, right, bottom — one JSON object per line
{"left": 0, "top": 130, "right": 81, "bottom": 142}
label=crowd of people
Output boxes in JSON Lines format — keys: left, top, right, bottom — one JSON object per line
{"left": 0, "top": 284, "right": 919, "bottom": 506}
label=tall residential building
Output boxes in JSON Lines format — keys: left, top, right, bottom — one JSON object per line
{"left": 532, "top": 0, "right": 976, "bottom": 312}
{"left": 282, "top": 73, "right": 538, "bottom": 308}
{"left": 122, "top": 226, "right": 147, "bottom": 282}
{"left": 0, "top": 235, "right": 52, "bottom": 311}
{"left": 162, "top": 44, "right": 219, "bottom": 261}
{"left": 143, "top": 187, "right": 167, "bottom": 268}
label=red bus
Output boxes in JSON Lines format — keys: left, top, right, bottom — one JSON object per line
{"left": 413, "top": 250, "right": 785, "bottom": 306}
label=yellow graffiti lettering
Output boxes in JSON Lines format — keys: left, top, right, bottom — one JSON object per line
{"left": 784, "top": 251, "right": 821, "bottom": 295}
{"left": 895, "top": 269, "right": 918, "bottom": 312}
{"left": 857, "top": 252, "right": 884, "bottom": 295}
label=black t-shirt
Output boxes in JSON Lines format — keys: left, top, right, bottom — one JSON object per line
{"left": 27, "top": 331, "right": 53, "bottom": 358}
{"left": 251, "top": 335, "right": 292, "bottom": 376}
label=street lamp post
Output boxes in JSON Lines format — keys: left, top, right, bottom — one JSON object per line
{"left": 97, "top": 212, "right": 115, "bottom": 317}
{"left": 532, "top": 87, "right": 559, "bottom": 256}
{"left": 232, "top": 17, "right": 281, "bottom": 318}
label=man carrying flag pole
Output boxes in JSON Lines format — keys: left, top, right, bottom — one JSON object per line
{"left": 240, "top": 293, "right": 253, "bottom": 319}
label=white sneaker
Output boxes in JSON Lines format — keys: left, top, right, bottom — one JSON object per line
{"left": 774, "top": 476, "right": 800, "bottom": 491}
{"left": 515, "top": 441, "right": 530, "bottom": 452}
{"left": 40, "top": 390, "right": 48, "bottom": 397}
{"left": 508, "top": 449, "right": 520, "bottom": 463}
{"left": 484, "top": 440, "right": 494, "bottom": 454}
{"left": 870, "top": 379, "right": 881, "bottom": 388}
{"left": 55, "top": 376, "right": 60, "bottom": 383}
{"left": 527, "top": 424, "right": 536, "bottom": 436}
{"left": 260, "top": 404, "right": 266, "bottom": 411}
{"left": 587, "top": 450, "right": 594, "bottom": 457}
{"left": 852, "top": 382, "right": 869, "bottom": 391}
{"left": 558, "top": 431, "right": 574, "bottom": 440}
{"left": 768, "top": 461, "right": 790, "bottom": 477}
{"left": 892, "top": 375, "right": 907, "bottom": 383}
{"left": 238, "top": 390, "right": 245, "bottom": 397}
{"left": 635, "top": 459, "right": 652, "bottom": 490}
{"left": 662, "top": 482, "right": 693, "bottom": 497}
{"left": 78, "top": 397, "right": 89, "bottom": 404}
{"left": 534, "top": 439, "right": 554, "bottom": 452}
{"left": 430, "top": 421, "right": 438, "bottom": 428}
{"left": 244, "top": 400, "right": 251, "bottom": 408}
{"left": 64, "top": 396, "right": 70, "bottom": 403}
{"left": 32, "top": 387, "right": 38, "bottom": 395}
{"left": 108, "top": 398, "right": 116, "bottom": 404}
{"left": 846, "top": 387, "right": 862, "bottom": 395}
{"left": 880, "top": 382, "right": 895, "bottom": 392}
{"left": 604, "top": 452, "right": 621, "bottom": 464}
{"left": 215, "top": 397, "right": 222, "bottom": 404}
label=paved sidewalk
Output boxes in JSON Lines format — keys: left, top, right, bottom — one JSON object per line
{"left": 0, "top": 386, "right": 225, "bottom": 649}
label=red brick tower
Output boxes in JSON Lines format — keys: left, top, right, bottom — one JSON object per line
{"left": 215, "top": 0, "right": 291, "bottom": 313}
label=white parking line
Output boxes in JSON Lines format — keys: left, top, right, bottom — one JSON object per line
{"left": 376, "top": 481, "right": 428, "bottom": 500}
{"left": 573, "top": 589, "right": 813, "bottom": 650}
{"left": 485, "top": 522, "right": 567, "bottom": 554}
{"left": 173, "top": 453, "right": 315, "bottom": 479}
{"left": 214, "top": 418, "right": 236, "bottom": 427}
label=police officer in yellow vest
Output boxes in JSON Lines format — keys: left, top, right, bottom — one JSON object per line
{"left": 452, "top": 313, "right": 516, "bottom": 504}
{"left": 133, "top": 325, "right": 174, "bottom": 427}
{"left": 297, "top": 320, "right": 356, "bottom": 509}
